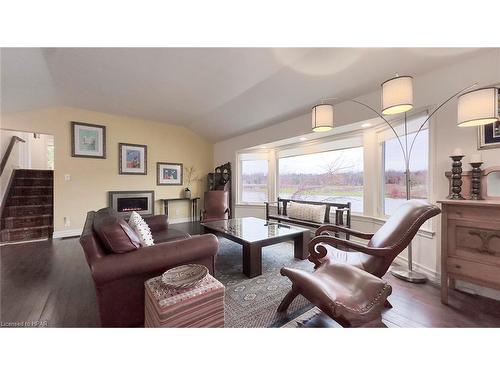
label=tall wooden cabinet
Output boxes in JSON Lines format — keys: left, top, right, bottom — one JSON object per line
{"left": 439, "top": 199, "right": 500, "bottom": 304}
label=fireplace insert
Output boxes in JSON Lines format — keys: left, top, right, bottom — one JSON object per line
{"left": 109, "top": 190, "right": 155, "bottom": 217}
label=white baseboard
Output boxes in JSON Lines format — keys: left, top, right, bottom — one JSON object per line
{"left": 168, "top": 217, "right": 194, "bottom": 224}
{"left": 53, "top": 229, "right": 82, "bottom": 238}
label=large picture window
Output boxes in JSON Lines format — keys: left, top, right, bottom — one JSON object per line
{"left": 383, "top": 128, "right": 429, "bottom": 215}
{"left": 239, "top": 154, "right": 269, "bottom": 203}
{"left": 278, "top": 147, "right": 364, "bottom": 212}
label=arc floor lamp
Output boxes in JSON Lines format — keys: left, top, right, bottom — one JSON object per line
{"left": 312, "top": 76, "right": 499, "bottom": 283}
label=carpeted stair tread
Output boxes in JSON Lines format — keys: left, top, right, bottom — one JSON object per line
{"left": 0, "top": 225, "right": 53, "bottom": 242}
{"left": 2, "top": 214, "right": 53, "bottom": 229}
{"left": 6, "top": 195, "right": 52, "bottom": 206}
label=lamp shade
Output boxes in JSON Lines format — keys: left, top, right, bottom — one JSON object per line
{"left": 381, "top": 76, "right": 414, "bottom": 115}
{"left": 457, "top": 87, "right": 499, "bottom": 127}
{"left": 311, "top": 104, "right": 334, "bottom": 132}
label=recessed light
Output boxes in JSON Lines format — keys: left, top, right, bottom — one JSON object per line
{"left": 361, "top": 123, "right": 371, "bottom": 128}
{"left": 299, "top": 137, "right": 308, "bottom": 141}
{"left": 259, "top": 146, "right": 266, "bottom": 149}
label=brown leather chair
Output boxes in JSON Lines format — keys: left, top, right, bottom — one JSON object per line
{"left": 308, "top": 199, "right": 441, "bottom": 277}
{"left": 201, "top": 191, "right": 230, "bottom": 223}
{"left": 278, "top": 200, "right": 440, "bottom": 326}
{"left": 79, "top": 207, "right": 219, "bottom": 327}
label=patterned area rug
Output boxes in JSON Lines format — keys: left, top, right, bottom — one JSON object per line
{"left": 214, "top": 237, "right": 315, "bottom": 327}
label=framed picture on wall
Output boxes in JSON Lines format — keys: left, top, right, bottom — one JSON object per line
{"left": 71, "top": 122, "right": 106, "bottom": 158}
{"left": 477, "top": 93, "right": 500, "bottom": 150}
{"left": 119, "top": 143, "right": 147, "bottom": 175}
{"left": 157, "top": 162, "right": 183, "bottom": 185}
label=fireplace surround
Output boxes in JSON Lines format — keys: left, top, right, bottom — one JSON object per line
{"left": 108, "top": 190, "right": 155, "bottom": 218}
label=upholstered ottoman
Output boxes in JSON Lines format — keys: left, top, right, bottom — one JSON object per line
{"left": 145, "top": 274, "right": 225, "bottom": 328}
{"left": 278, "top": 262, "right": 392, "bottom": 328}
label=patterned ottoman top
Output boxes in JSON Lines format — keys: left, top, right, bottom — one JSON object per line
{"left": 145, "top": 274, "right": 224, "bottom": 308}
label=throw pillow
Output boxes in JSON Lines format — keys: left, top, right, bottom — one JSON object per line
{"left": 93, "top": 208, "right": 141, "bottom": 254}
{"left": 128, "top": 211, "right": 155, "bottom": 247}
{"left": 287, "top": 202, "right": 326, "bottom": 224}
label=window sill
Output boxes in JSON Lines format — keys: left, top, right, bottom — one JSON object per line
{"left": 351, "top": 213, "right": 435, "bottom": 239}
{"left": 236, "top": 203, "right": 266, "bottom": 207}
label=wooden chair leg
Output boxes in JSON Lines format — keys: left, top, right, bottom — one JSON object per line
{"left": 277, "top": 288, "right": 299, "bottom": 312}
{"left": 384, "top": 300, "right": 393, "bottom": 309}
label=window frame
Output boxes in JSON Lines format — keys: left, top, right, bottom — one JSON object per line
{"left": 276, "top": 142, "right": 365, "bottom": 213}
{"left": 236, "top": 152, "right": 271, "bottom": 205}
{"left": 379, "top": 115, "right": 430, "bottom": 218}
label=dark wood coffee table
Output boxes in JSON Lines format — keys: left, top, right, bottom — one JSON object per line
{"left": 201, "top": 217, "right": 311, "bottom": 278}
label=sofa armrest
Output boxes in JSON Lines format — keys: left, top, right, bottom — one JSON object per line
{"left": 143, "top": 215, "right": 168, "bottom": 232}
{"left": 91, "top": 233, "right": 219, "bottom": 286}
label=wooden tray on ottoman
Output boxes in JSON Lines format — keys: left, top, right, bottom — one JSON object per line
{"left": 145, "top": 273, "right": 225, "bottom": 328}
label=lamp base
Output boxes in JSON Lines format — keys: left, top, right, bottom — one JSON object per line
{"left": 390, "top": 267, "right": 427, "bottom": 284}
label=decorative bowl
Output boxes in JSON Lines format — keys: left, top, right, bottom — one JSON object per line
{"left": 161, "top": 264, "right": 208, "bottom": 289}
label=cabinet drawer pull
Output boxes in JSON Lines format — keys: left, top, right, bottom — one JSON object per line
{"left": 455, "top": 264, "right": 461, "bottom": 269}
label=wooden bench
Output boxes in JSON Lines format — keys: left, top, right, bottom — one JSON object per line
{"left": 265, "top": 198, "right": 351, "bottom": 237}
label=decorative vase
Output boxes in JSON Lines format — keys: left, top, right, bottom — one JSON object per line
{"left": 470, "top": 162, "right": 483, "bottom": 200}
{"left": 449, "top": 155, "right": 465, "bottom": 200}
{"left": 184, "top": 188, "right": 191, "bottom": 199}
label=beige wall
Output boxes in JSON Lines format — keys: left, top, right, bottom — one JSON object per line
{"left": 0, "top": 106, "right": 214, "bottom": 235}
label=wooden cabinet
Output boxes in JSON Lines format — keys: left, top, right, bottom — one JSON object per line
{"left": 439, "top": 199, "right": 500, "bottom": 304}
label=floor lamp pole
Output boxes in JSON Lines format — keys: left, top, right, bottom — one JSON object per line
{"left": 390, "top": 112, "right": 427, "bottom": 283}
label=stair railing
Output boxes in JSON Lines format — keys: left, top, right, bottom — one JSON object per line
{"left": 0, "top": 136, "right": 26, "bottom": 176}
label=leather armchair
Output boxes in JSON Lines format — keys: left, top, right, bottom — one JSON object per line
{"left": 80, "top": 208, "right": 219, "bottom": 327}
{"left": 201, "top": 191, "right": 230, "bottom": 223}
{"left": 308, "top": 199, "right": 441, "bottom": 278}
{"left": 277, "top": 200, "right": 440, "bottom": 326}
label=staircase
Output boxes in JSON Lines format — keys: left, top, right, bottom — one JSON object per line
{"left": 1, "top": 169, "right": 54, "bottom": 243}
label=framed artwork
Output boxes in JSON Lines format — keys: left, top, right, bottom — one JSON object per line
{"left": 157, "top": 162, "right": 183, "bottom": 185}
{"left": 478, "top": 95, "right": 500, "bottom": 150}
{"left": 119, "top": 143, "right": 147, "bottom": 175}
{"left": 71, "top": 122, "right": 106, "bottom": 158}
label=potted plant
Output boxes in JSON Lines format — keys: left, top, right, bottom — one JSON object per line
{"left": 184, "top": 166, "right": 199, "bottom": 198}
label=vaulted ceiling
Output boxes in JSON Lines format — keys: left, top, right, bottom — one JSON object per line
{"left": 1, "top": 48, "right": 490, "bottom": 141}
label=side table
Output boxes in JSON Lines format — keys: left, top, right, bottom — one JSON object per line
{"left": 145, "top": 273, "right": 225, "bottom": 327}
{"left": 160, "top": 197, "right": 200, "bottom": 222}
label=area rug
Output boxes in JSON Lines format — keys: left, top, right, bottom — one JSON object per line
{"left": 214, "top": 237, "right": 315, "bottom": 327}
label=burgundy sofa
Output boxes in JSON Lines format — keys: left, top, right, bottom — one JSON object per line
{"left": 79, "top": 207, "right": 219, "bottom": 327}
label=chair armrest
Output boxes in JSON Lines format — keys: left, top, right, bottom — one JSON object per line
{"left": 91, "top": 234, "right": 219, "bottom": 286}
{"left": 143, "top": 215, "right": 168, "bottom": 232}
{"left": 308, "top": 235, "right": 391, "bottom": 267}
{"left": 315, "top": 224, "right": 374, "bottom": 239}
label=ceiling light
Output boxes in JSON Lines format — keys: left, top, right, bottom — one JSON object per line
{"left": 381, "top": 75, "right": 414, "bottom": 115}
{"left": 259, "top": 146, "right": 266, "bottom": 149}
{"left": 361, "top": 123, "right": 371, "bottom": 128}
{"left": 457, "top": 87, "right": 499, "bottom": 127}
{"left": 311, "top": 104, "right": 334, "bottom": 132}
{"left": 299, "top": 137, "right": 308, "bottom": 141}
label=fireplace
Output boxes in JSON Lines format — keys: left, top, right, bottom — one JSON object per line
{"left": 109, "top": 190, "right": 155, "bottom": 217}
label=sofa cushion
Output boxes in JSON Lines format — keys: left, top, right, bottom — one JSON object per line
{"left": 128, "top": 211, "right": 155, "bottom": 247}
{"left": 287, "top": 202, "right": 326, "bottom": 224}
{"left": 93, "top": 208, "right": 141, "bottom": 253}
{"left": 153, "top": 228, "right": 191, "bottom": 244}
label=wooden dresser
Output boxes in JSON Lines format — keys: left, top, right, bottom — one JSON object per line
{"left": 439, "top": 199, "right": 500, "bottom": 304}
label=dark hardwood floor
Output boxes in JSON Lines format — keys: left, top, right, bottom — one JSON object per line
{"left": 2, "top": 221, "right": 500, "bottom": 328}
